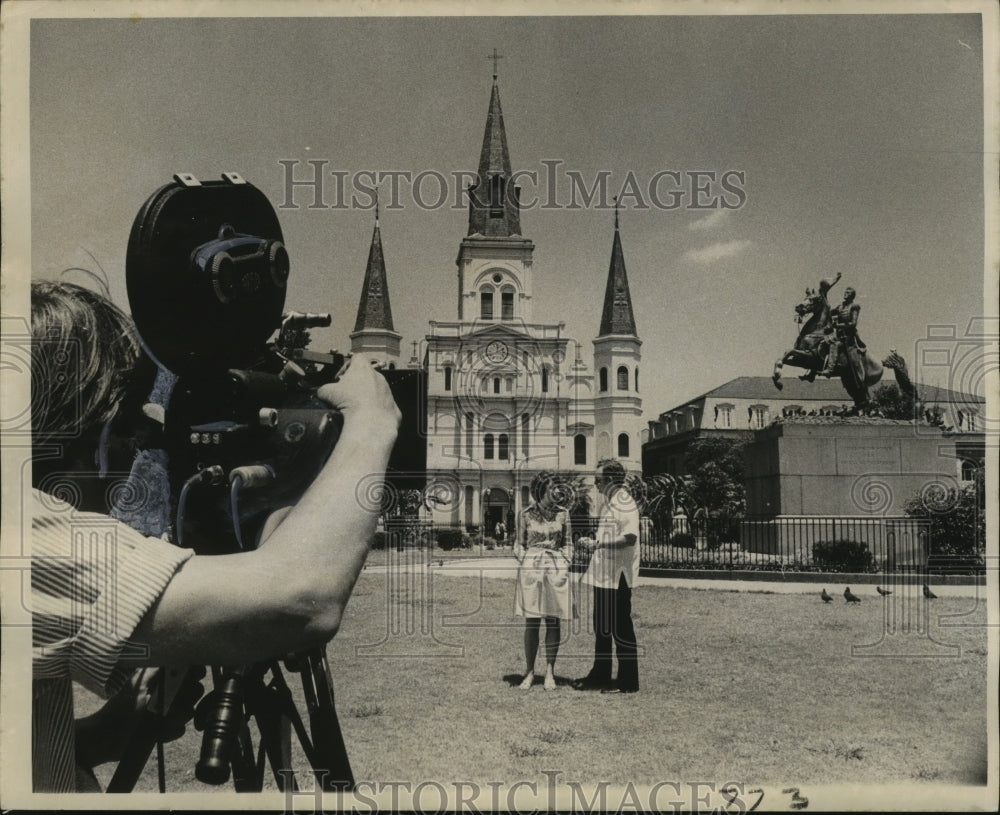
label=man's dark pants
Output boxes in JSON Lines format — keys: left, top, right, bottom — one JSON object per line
{"left": 587, "top": 574, "right": 639, "bottom": 691}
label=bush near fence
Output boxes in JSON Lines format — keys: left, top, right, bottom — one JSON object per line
{"left": 435, "top": 527, "right": 466, "bottom": 551}
{"left": 811, "top": 539, "right": 877, "bottom": 573}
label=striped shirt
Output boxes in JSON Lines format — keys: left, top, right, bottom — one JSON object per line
{"left": 31, "top": 489, "right": 193, "bottom": 792}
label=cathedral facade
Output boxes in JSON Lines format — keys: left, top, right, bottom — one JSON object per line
{"left": 351, "top": 74, "right": 644, "bottom": 533}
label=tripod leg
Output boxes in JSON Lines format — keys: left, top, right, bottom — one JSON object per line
{"left": 229, "top": 724, "right": 260, "bottom": 792}
{"left": 107, "top": 666, "right": 205, "bottom": 793}
{"left": 251, "top": 667, "right": 299, "bottom": 792}
{"left": 105, "top": 710, "right": 162, "bottom": 793}
{"left": 300, "top": 648, "right": 354, "bottom": 792}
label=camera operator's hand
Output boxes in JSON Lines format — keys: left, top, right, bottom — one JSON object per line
{"left": 316, "top": 353, "right": 401, "bottom": 430}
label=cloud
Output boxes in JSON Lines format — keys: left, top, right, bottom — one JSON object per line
{"left": 687, "top": 209, "right": 730, "bottom": 231}
{"left": 684, "top": 239, "right": 753, "bottom": 264}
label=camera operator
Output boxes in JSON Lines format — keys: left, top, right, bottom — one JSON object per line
{"left": 30, "top": 280, "right": 400, "bottom": 792}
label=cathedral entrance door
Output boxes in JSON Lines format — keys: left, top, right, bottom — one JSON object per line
{"left": 484, "top": 487, "right": 510, "bottom": 543}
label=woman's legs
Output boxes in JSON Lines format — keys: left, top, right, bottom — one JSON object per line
{"left": 543, "top": 616, "right": 560, "bottom": 690}
{"left": 520, "top": 618, "right": 541, "bottom": 688}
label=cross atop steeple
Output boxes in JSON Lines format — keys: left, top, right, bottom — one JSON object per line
{"left": 488, "top": 48, "right": 503, "bottom": 80}
{"left": 614, "top": 195, "right": 620, "bottom": 232}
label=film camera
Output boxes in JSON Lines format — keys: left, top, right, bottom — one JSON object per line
{"left": 116, "top": 172, "right": 425, "bottom": 792}
{"left": 127, "top": 171, "right": 424, "bottom": 552}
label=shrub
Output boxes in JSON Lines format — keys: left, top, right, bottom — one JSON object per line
{"left": 904, "top": 476, "right": 985, "bottom": 563}
{"left": 812, "top": 539, "right": 876, "bottom": 573}
{"left": 372, "top": 531, "right": 387, "bottom": 550}
{"left": 668, "top": 533, "right": 696, "bottom": 549}
{"left": 436, "top": 528, "right": 465, "bottom": 551}
{"left": 704, "top": 521, "right": 739, "bottom": 551}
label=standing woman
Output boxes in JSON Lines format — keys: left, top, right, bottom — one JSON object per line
{"left": 514, "top": 472, "right": 575, "bottom": 690}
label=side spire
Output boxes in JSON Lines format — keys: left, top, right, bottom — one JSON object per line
{"left": 467, "top": 56, "right": 522, "bottom": 238}
{"left": 598, "top": 199, "right": 638, "bottom": 337}
{"left": 353, "top": 198, "right": 395, "bottom": 334}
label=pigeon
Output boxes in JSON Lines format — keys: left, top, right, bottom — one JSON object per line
{"left": 923, "top": 584, "right": 938, "bottom": 599}
{"left": 876, "top": 586, "right": 892, "bottom": 596}
{"left": 844, "top": 587, "right": 861, "bottom": 603}
{"left": 821, "top": 588, "right": 833, "bottom": 603}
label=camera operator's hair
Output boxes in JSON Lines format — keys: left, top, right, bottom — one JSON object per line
{"left": 30, "top": 281, "right": 142, "bottom": 445}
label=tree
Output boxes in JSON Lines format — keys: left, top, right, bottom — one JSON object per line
{"left": 684, "top": 437, "right": 749, "bottom": 519}
{"left": 633, "top": 473, "right": 693, "bottom": 529}
{"left": 870, "top": 382, "right": 916, "bottom": 420}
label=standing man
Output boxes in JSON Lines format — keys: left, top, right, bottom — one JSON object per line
{"left": 572, "top": 459, "right": 640, "bottom": 694}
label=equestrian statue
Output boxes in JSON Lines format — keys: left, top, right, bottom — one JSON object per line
{"left": 772, "top": 272, "right": 884, "bottom": 411}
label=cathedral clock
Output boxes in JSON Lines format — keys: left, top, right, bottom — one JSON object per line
{"left": 484, "top": 340, "right": 509, "bottom": 363}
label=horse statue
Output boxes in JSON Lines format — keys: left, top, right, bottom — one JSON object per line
{"left": 772, "top": 277, "right": 883, "bottom": 411}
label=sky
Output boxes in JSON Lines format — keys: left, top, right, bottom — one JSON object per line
{"left": 23, "top": 11, "right": 991, "bottom": 420}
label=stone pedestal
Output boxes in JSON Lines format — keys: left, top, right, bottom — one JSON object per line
{"left": 741, "top": 418, "right": 963, "bottom": 566}
{"left": 744, "top": 418, "right": 962, "bottom": 517}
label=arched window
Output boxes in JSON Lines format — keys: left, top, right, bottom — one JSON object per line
{"left": 484, "top": 433, "right": 495, "bottom": 459}
{"left": 480, "top": 288, "right": 494, "bottom": 320}
{"left": 501, "top": 289, "right": 514, "bottom": 320}
{"left": 599, "top": 367, "right": 608, "bottom": 392}
{"left": 574, "top": 434, "right": 587, "bottom": 465}
{"left": 617, "top": 433, "right": 630, "bottom": 458}
{"left": 634, "top": 367, "right": 639, "bottom": 392}
{"left": 498, "top": 434, "right": 509, "bottom": 460}
{"left": 444, "top": 366, "right": 452, "bottom": 391}
{"left": 465, "top": 412, "right": 474, "bottom": 457}
{"left": 617, "top": 366, "right": 629, "bottom": 391}
{"left": 493, "top": 377, "right": 501, "bottom": 394}
{"left": 541, "top": 365, "right": 549, "bottom": 393}
{"left": 521, "top": 413, "right": 530, "bottom": 456}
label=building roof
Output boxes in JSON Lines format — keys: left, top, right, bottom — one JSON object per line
{"left": 671, "top": 375, "right": 985, "bottom": 410}
{"left": 597, "top": 210, "right": 638, "bottom": 337}
{"left": 467, "top": 78, "right": 522, "bottom": 238}
{"left": 353, "top": 210, "right": 396, "bottom": 333}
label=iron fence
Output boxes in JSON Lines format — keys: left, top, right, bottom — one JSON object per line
{"left": 640, "top": 515, "right": 935, "bottom": 573}
{"left": 371, "top": 514, "right": 984, "bottom": 575}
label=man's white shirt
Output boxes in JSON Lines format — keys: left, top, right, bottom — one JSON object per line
{"left": 581, "top": 487, "right": 640, "bottom": 588}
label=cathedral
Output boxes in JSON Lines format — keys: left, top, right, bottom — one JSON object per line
{"left": 350, "top": 71, "right": 644, "bottom": 534}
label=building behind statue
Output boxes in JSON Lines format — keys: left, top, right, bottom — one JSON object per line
{"left": 643, "top": 375, "right": 985, "bottom": 481}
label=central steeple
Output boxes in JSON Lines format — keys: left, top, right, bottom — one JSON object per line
{"left": 455, "top": 57, "right": 534, "bottom": 323}
{"left": 467, "top": 70, "right": 522, "bottom": 238}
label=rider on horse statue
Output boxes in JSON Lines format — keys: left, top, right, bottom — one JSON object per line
{"left": 773, "top": 271, "right": 883, "bottom": 411}
{"left": 822, "top": 285, "right": 864, "bottom": 380}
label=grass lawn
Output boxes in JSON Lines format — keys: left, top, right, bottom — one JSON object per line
{"left": 87, "top": 563, "right": 990, "bottom": 797}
